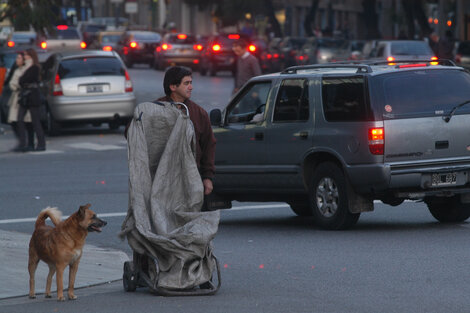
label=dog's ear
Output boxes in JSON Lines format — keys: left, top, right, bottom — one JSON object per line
{"left": 78, "top": 204, "right": 91, "bottom": 218}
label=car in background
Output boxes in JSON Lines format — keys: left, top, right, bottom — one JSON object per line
{"left": 40, "top": 50, "right": 136, "bottom": 135}
{"left": 115, "top": 31, "right": 161, "bottom": 68}
{"left": 77, "top": 22, "right": 107, "bottom": 48}
{"left": 455, "top": 40, "right": 470, "bottom": 69}
{"left": 154, "top": 33, "right": 202, "bottom": 70}
{"left": 277, "top": 37, "right": 308, "bottom": 68}
{"left": 0, "top": 26, "right": 13, "bottom": 46}
{"left": 39, "top": 25, "right": 86, "bottom": 51}
{"left": 298, "top": 37, "right": 350, "bottom": 64}
{"left": 367, "top": 40, "right": 436, "bottom": 62}
{"left": 6, "top": 31, "right": 38, "bottom": 48}
{"left": 89, "top": 17, "right": 129, "bottom": 31}
{"left": 93, "top": 31, "right": 124, "bottom": 51}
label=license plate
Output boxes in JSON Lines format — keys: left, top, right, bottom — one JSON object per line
{"left": 431, "top": 172, "right": 457, "bottom": 186}
{"left": 86, "top": 85, "right": 103, "bottom": 93}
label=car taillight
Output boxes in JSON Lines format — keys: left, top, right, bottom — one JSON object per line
{"left": 266, "top": 54, "right": 272, "bottom": 59}
{"left": 162, "top": 43, "right": 172, "bottom": 50}
{"left": 177, "top": 33, "right": 187, "bottom": 40}
{"left": 248, "top": 44, "right": 256, "bottom": 52}
{"left": 431, "top": 56, "right": 438, "bottom": 61}
{"left": 228, "top": 34, "right": 240, "bottom": 40}
{"left": 53, "top": 74, "right": 63, "bottom": 96}
{"left": 80, "top": 41, "right": 87, "bottom": 49}
{"left": 387, "top": 56, "right": 395, "bottom": 62}
{"left": 398, "top": 63, "right": 428, "bottom": 68}
{"left": 7, "top": 41, "right": 14, "bottom": 47}
{"left": 103, "top": 45, "right": 112, "bottom": 51}
{"left": 40, "top": 41, "right": 47, "bottom": 49}
{"left": 212, "top": 44, "right": 221, "bottom": 52}
{"left": 368, "top": 128, "right": 384, "bottom": 155}
{"left": 124, "top": 70, "right": 133, "bottom": 92}
{"left": 193, "top": 59, "right": 199, "bottom": 64}
{"left": 57, "top": 25, "right": 68, "bottom": 30}
{"left": 193, "top": 44, "right": 203, "bottom": 51}
{"left": 129, "top": 41, "right": 138, "bottom": 48}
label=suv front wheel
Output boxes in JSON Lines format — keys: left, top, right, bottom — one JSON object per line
{"left": 309, "top": 162, "right": 360, "bottom": 230}
{"left": 425, "top": 196, "right": 470, "bottom": 222}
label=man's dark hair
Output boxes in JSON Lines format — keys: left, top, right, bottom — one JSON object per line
{"left": 163, "top": 66, "right": 192, "bottom": 96}
{"left": 233, "top": 39, "right": 248, "bottom": 49}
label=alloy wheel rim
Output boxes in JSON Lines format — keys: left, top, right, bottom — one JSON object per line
{"left": 315, "top": 177, "right": 339, "bottom": 218}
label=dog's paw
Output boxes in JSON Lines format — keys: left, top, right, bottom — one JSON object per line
{"left": 57, "top": 296, "right": 66, "bottom": 302}
{"left": 68, "top": 295, "right": 77, "bottom": 300}
{"left": 28, "top": 295, "right": 36, "bottom": 299}
{"left": 45, "top": 294, "right": 52, "bottom": 298}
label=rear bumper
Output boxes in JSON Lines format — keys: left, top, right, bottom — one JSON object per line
{"left": 48, "top": 93, "right": 136, "bottom": 122}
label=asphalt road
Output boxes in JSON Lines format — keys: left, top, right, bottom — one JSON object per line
{"left": 1, "top": 66, "right": 469, "bottom": 313}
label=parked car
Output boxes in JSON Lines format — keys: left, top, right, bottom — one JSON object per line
{"left": 115, "top": 31, "right": 161, "bottom": 68}
{"left": 208, "top": 60, "right": 470, "bottom": 230}
{"left": 299, "top": 37, "right": 350, "bottom": 64}
{"left": 367, "top": 40, "right": 436, "bottom": 62}
{"left": 455, "top": 40, "right": 470, "bottom": 69}
{"left": 6, "top": 31, "right": 39, "bottom": 48}
{"left": 39, "top": 25, "right": 86, "bottom": 51}
{"left": 40, "top": 50, "right": 136, "bottom": 135}
{"left": 154, "top": 33, "right": 202, "bottom": 70}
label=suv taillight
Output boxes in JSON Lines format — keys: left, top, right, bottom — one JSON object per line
{"left": 53, "top": 74, "right": 63, "bottom": 96}
{"left": 212, "top": 44, "right": 221, "bottom": 52}
{"left": 124, "top": 70, "right": 133, "bottom": 92}
{"left": 368, "top": 127, "right": 384, "bottom": 155}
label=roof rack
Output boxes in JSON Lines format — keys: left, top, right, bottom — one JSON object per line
{"left": 281, "top": 64, "right": 372, "bottom": 74}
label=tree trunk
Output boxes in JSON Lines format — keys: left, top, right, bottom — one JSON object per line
{"left": 413, "top": 0, "right": 432, "bottom": 38}
{"left": 362, "top": 0, "right": 381, "bottom": 39}
{"left": 303, "top": 0, "right": 319, "bottom": 37}
{"left": 401, "top": 0, "right": 414, "bottom": 39}
{"left": 263, "top": 0, "right": 283, "bottom": 37}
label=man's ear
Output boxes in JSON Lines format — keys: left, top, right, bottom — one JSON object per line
{"left": 169, "top": 84, "right": 177, "bottom": 92}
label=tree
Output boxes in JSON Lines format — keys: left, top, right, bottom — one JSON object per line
{"left": 362, "top": 0, "right": 381, "bottom": 39}
{"left": 401, "top": 0, "right": 432, "bottom": 39}
{"left": 303, "top": 0, "right": 319, "bottom": 37}
{"left": 0, "top": 0, "right": 60, "bottom": 33}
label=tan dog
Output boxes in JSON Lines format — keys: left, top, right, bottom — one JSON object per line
{"left": 28, "top": 204, "right": 107, "bottom": 301}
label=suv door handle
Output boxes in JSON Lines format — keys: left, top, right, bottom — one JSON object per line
{"left": 254, "top": 132, "right": 264, "bottom": 141}
{"left": 299, "top": 131, "right": 309, "bottom": 139}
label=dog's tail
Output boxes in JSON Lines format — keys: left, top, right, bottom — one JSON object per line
{"left": 35, "top": 207, "right": 62, "bottom": 229}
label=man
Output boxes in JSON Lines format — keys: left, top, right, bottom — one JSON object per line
{"left": 158, "top": 66, "right": 216, "bottom": 195}
{"left": 232, "top": 39, "right": 262, "bottom": 94}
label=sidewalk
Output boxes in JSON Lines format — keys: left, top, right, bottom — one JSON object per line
{"left": 0, "top": 229, "right": 129, "bottom": 299}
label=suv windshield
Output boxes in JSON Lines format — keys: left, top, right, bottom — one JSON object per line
{"left": 371, "top": 69, "right": 470, "bottom": 119}
{"left": 58, "top": 57, "right": 125, "bottom": 79}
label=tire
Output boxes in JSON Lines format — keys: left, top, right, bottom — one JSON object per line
{"left": 46, "top": 110, "right": 60, "bottom": 136}
{"left": 309, "top": 162, "right": 360, "bottom": 230}
{"left": 425, "top": 196, "right": 470, "bottom": 223}
{"left": 288, "top": 201, "right": 313, "bottom": 217}
{"left": 123, "top": 261, "right": 137, "bottom": 292}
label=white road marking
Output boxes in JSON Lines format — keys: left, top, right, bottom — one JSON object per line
{"left": 67, "top": 142, "right": 125, "bottom": 151}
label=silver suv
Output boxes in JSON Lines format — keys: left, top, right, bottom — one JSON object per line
{"left": 209, "top": 61, "right": 470, "bottom": 230}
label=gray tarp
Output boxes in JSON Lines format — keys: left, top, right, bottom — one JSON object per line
{"left": 119, "top": 101, "right": 220, "bottom": 290}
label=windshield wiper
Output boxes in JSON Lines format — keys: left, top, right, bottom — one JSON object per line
{"left": 443, "top": 99, "right": 470, "bottom": 122}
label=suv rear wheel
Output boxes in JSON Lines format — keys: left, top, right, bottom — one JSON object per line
{"left": 425, "top": 196, "right": 470, "bottom": 222}
{"left": 309, "top": 162, "right": 360, "bottom": 230}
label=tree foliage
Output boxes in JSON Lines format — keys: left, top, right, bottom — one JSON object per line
{"left": 1, "top": 0, "right": 60, "bottom": 33}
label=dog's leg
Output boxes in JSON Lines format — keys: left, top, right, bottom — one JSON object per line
{"left": 28, "top": 248, "right": 39, "bottom": 299}
{"left": 67, "top": 259, "right": 81, "bottom": 300}
{"left": 45, "top": 264, "right": 56, "bottom": 298}
{"left": 55, "top": 264, "right": 66, "bottom": 301}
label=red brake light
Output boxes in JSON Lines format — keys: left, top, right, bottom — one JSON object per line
{"left": 162, "top": 43, "right": 172, "bottom": 50}
{"left": 7, "top": 41, "right": 14, "bottom": 47}
{"left": 80, "top": 41, "right": 87, "bottom": 49}
{"left": 40, "top": 41, "right": 47, "bottom": 49}
{"left": 267, "top": 54, "right": 272, "bottom": 59}
{"left": 228, "top": 34, "right": 240, "bottom": 40}
{"left": 193, "top": 44, "right": 203, "bottom": 51}
{"left": 53, "top": 74, "right": 63, "bottom": 96}
{"left": 177, "top": 33, "right": 187, "bottom": 40}
{"left": 193, "top": 59, "right": 200, "bottom": 64}
{"left": 124, "top": 70, "right": 133, "bottom": 92}
{"left": 130, "top": 41, "right": 138, "bottom": 48}
{"left": 248, "top": 44, "right": 256, "bottom": 52}
{"left": 398, "top": 63, "right": 428, "bottom": 68}
{"left": 368, "top": 128, "right": 384, "bottom": 155}
{"left": 212, "top": 44, "right": 221, "bottom": 52}
{"left": 431, "top": 56, "right": 438, "bottom": 61}
{"left": 103, "top": 45, "right": 112, "bottom": 51}
{"left": 387, "top": 56, "right": 395, "bottom": 62}
{"left": 57, "top": 25, "right": 68, "bottom": 30}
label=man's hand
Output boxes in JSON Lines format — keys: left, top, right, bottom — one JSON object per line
{"left": 203, "top": 178, "right": 213, "bottom": 195}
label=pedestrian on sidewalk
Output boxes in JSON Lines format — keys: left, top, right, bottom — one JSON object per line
{"left": 16, "top": 48, "right": 46, "bottom": 152}
{"left": 232, "top": 39, "right": 261, "bottom": 95}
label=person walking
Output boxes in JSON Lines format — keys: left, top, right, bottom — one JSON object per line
{"left": 16, "top": 48, "right": 46, "bottom": 152}
{"left": 157, "top": 66, "right": 216, "bottom": 196}
{"left": 232, "top": 39, "right": 261, "bottom": 94}
{"left": 6, "top": 51, "right": 34, "bottom": 151}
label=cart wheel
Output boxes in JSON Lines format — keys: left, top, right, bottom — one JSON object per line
{"left": 123, "top": 261, "right": 137, "bottom": 292}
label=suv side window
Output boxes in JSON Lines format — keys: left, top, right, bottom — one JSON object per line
{"left": 226, "top": 82, "right": 271, "bottom": 124}
{"left": 322, "top": 75, "right": 369, "bottom": 121}
{"left": 273, "top": 79, "right": 309, "bottom": 122}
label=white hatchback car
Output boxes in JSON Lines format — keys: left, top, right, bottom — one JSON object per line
{"left": 40, "top": 50, "right": 136, "bottom": 135}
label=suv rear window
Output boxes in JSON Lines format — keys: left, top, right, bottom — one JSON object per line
{"left": 167, "top": 34, "right": 196, "bottom": 44}
{"left": 58, "top": 57, "right": 125, "bottom": 79}
{"left": 322, "top": 76, "right": 371, "bottom": 121}
{"left": 48, "top": 29, "right": 80, "bottom": 40}
{"left": 390, "top": 42, "right": 432, "bottom": 55}
{"left": 371, "top": 69, "right": 470, "bottom": 119}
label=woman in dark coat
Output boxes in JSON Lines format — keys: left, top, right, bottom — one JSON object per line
{"left": 16, "top": 48, "right": 45, "bottom": 151}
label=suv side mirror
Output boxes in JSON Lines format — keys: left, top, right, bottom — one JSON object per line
{"left": 210, "top": 109, "right": 222, "bottom": 126}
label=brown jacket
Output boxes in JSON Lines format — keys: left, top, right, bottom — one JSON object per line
{"left": 158, "top": 96, "right": 216, "bottom": 180}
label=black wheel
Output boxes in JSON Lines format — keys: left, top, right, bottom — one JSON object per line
{"left": 309, "top": 162, "right": 360, "bottom": 230}
{"left": 46, "top": 110, "right": 60, "bottom": 136}
{"left": 425, "top": 196, "right": 470, "bottom": 223}
{"left": 123, "top": 261, "right": 137, "bottom": 292}
{"left": 288, "top": 201, "right": 313, "bottom": 217}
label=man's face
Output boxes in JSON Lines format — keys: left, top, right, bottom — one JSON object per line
{"left": 232, "top": 45, "right": 245, "bottom": 56}
{"left": 170, "top": 75, "right": 192, "bottom": 101}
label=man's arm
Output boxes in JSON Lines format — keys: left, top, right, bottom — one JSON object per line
{"left": 251, "top": 55, "right": 262, "bottom": 77}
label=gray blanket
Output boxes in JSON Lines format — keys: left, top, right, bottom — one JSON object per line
{"left": 120, "top": 101, "right": 220, "bottom": 290}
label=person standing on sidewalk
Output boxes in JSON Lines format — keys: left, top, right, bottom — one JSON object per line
{"left": 232, "top": 39, "right": 261, "bottom": 94}
{"left": 16, "top": 48, "right": 46, "bottom": 152}
{"left": 6, "top": 52, "right": 34, "bottom": 151}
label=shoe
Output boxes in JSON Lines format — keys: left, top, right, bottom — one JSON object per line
{"left": 35, "top": 146, "right": 46, "bottom": 151}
